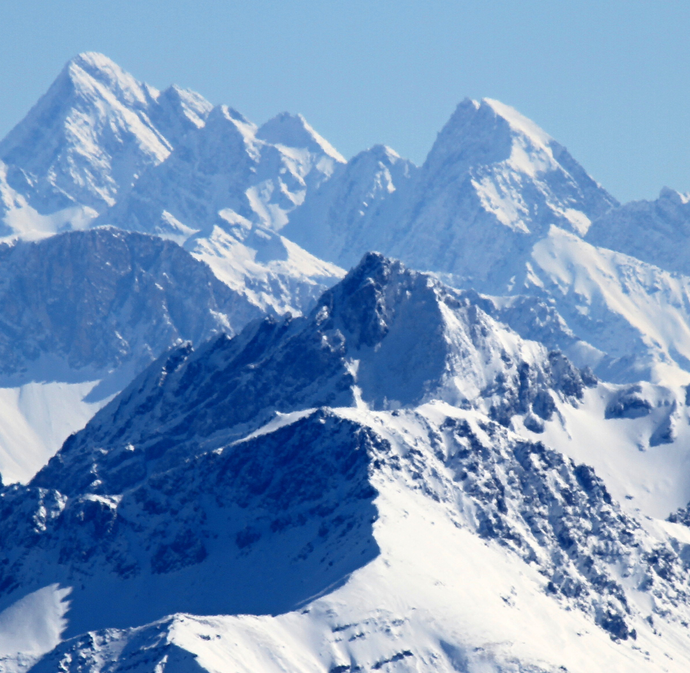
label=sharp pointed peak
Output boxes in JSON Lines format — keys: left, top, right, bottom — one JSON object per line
{"left": 63, "top": 51, "right": 138, "bottom": 85}
{"left": 57, "top": 51, "right": 157, "bottom": 106}
{"left": 346, "top": 144, "right": 409, "bottom": 171}
{"left": 364, "top": 144, "right": 401, "bottom": 159}
{"left": 161, "top": 82, "right": 197, "bottom": 100}
{"left": 206, "top": 104, "right": 256, "bottom": 131}
{"left": 257, "top": 112, "right": 345, "bottom": 162}
{"left": 67, "top": 51, "right": 120, "bottom": 70}
{"left": 659, "top": 186, "right": 690, "bottom": 205}
{"left": 342, "top": 251, "right": 408, "bottom": 286}
{"left": 482, "top": 98, "right": 553, "bottom": 145}
{"left": 443, "top": 97, "right": 552, "bottom": 147}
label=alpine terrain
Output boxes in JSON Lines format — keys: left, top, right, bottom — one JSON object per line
{"left": 1, "top": 53, "right": 690, "bottom": 673}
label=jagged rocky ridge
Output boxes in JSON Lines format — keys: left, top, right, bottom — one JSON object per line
{"left": 285, "top": 99, "right": 690, "bottom": 383}
{"left": 31, "top": 253, "right": 594, "bottom": 497}
{"left": 0, "top": 410, "right": 380, "bottom": 638}
{"left": 0, "top": 225, "right": 275, "bottom": 487}
{"left": 9, "top": 53, "right": 690, "bottom": 382}
{"left": 98, "top": 105, "right": 344, "bottom": 239}
{"left": 18, "top": 404, "right": 690, "bottom": 670}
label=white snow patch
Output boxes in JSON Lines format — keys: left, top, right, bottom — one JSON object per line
{"left": 0, "top": 584, "right": 71, "bottom": 660}
{"left": 0, "top": 380, "right": 109, "bottom": 484}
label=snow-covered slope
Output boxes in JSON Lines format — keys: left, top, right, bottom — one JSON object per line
{"left": 16, "top": 405, "right": 690, "bottom": 673}
{"left": 0, "top": 53, "right": 345, "bottom": 316}
{"left": 0, "top": 52, "right": 211, "bottom": 226}
{"left": 93, "top": 101, "right": 346, "bottom": 315}
{"left": 460, "top": 225, "right": 690, "bottom": 384}
{"left": 284, "top": 98, "right": 690, "bottom": 383}
{"left": 284, "top": 144, "right": 416, "bottom": 265}
{"left": 5, "top": 256, "right": 690, "bottom": 672}
{"left": 31, "top": 253, "right": 593, "bottom": 497}
{"left": 286, "top": 98, "right": 617, "bottom": 277}
{"left": 586, "top": 187, "right": 690, "bottom": 276}
{"left": 0, "top": 160, "right": 97, "bottom": 241}
{"left": 188, "top": 224, "right": 344, "bottom": 317}
{"left": 0, "top": 381, "right": 105, "bottom": 488}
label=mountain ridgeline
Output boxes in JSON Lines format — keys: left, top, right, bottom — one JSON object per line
{"left": 2, "top": 53, "right": 690, "bottom": 672}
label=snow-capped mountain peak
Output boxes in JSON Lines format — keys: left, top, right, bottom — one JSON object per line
{"left": 484, "top": 97, "right": 553, "bottom": 146}
{"left": 64, "top": 52, "right": 157, "bottom": 112}
{"left": 0, "top": 54, "right": 177, "bottom": 218}
{"left": 282, "top": 143, "right": 417, "bottom": 266}
{"left": 30, "top": 252, "right": 592, "bottom": 501}
{"left": 147, "top": 83, "right": 213, "bottom": 141}
{"left": 0, "top": 52, "right": 218, "bottom": 239}
{"left": 284, "top": 96, "right": 617, "bottom": 284}
{"left": 418, "top": 96, "right": 616, "bottom": 237}
{"left": 191, "top": 104, "right": 260, "bottom": 165}
{"left": 257, "top": 111, "right": 345, "bottom": 163}
{"left": 658, "top": 186, "right": 690, "bottom": 205}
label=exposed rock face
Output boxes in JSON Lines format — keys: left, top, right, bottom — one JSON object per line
{"left": 6, "top": 404, "right": 665, "bottom": 657}
{"left": 0, "top": 410, "right": 380, "bottom": 638}
{"left": 0, "top": 227, "right": 262, "bottom": 384}
{"left": 2, "top": 254, "right": 690, "bottom": 672}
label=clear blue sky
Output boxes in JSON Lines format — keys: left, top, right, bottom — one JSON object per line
{"left": 1, "top": 0, "right": 689, "bottom": 203}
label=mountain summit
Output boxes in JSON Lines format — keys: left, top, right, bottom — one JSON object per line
{"left": 0, "top": 53, "right": 211, "bottom": 218}
{"left": 285, "top": 97, "right": 617, "bottom": 283}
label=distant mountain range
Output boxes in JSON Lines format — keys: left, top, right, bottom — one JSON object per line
{"left": 2, "top": 53, "right": 690, "bottom": 672}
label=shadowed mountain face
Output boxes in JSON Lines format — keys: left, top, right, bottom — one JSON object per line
{"left": 0, "top": 410, "right": 380, "bottom": 637}
{"left": 0, "top": 227, "right": 262, "bottom": 389}
{"left": 3, "top": 255, "right": 591, "bottom": 632}
{"left": 284, "top": 99, "right": 690, "bottom": 384}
